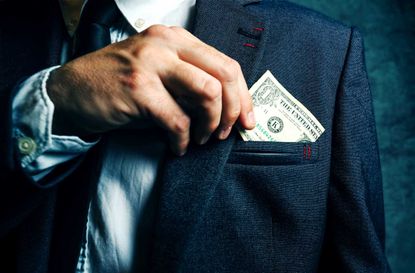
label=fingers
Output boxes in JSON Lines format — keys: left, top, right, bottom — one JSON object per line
{"left": 215, "top": 71, "right": 241, "bottom": 140}
{"left": 169, "top": 26, "right": 201, "bottom": 43}
{"left": 172, "top": 29, "right": 255, "bottom": 132}
{"left": 162, "top": 61, "right": 222, "bottom": 145}
{"left": 128, "top": 25, "right": 255, "bottom": 155}
{"left": 134, "top": 78, "right": 191, "bottom": 156}
{"left": 236, "top": 73, "right": 256, "bottom": 130}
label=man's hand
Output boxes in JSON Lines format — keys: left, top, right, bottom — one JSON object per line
{"left": 47, "top": 25, "right": 255, "bottom": 156}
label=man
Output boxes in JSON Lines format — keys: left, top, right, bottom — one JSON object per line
{"left": 0, "top": 0, "right": 390, "bottom": 272}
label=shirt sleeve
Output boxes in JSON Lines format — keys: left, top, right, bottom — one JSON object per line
{"left": 12, "top": 66, "right": 98, "bottom": 182}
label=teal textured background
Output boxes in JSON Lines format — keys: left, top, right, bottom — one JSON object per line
{"left": 288, "top": 0, "right": 415, "bottom": 272}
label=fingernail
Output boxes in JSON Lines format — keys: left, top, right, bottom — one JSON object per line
{"left": 199, "top": 135, "right": 210, "bottom": 145}
{"left": 219, "top": 126, "right": 232, "bottom": 140}
{"left": 248, "top": 111, "right": 256, "bottom": 126}
{"left": 178, "top": 149, "right": 187, "bottom": 156}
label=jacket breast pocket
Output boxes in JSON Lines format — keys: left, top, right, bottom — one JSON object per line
{"left": 227, "top": 140, "right": 319, "bottom": 165}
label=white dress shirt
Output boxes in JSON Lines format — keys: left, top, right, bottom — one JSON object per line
{"left": 12, "top": 0, "right": 196, "bottom": 272}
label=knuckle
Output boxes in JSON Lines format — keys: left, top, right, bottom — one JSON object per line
{"left": 144, "top": 24, "right": 172, "bottom": 39}
{"left": 201, "top": 77, "right": 222, "bottom": 102}
{"left": 173, "top": 115, "right": 190, "bottom": 134}
{"left": 225, "top": 107, "right": 241, "bottom": 123}
{"left": 129, "top": 70, "right": 152, "bottom": 89}
{"left": 220, "top": 58, "right": 241, "bottom": 82}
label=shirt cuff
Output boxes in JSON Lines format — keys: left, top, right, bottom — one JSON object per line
{"left": 12, "top": 66, "right": 97, "bottom": 181}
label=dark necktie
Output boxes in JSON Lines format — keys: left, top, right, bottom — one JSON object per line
{"left": 72, "top": 0, "right": 121, "bottom": 59}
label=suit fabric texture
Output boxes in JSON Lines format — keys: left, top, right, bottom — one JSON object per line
{"left": 0, "top": 0, "right": 390, "bottom": 272}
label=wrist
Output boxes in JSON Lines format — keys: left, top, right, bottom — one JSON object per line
{"left": 47, "top": 67, "right": 85, "bottom": 137}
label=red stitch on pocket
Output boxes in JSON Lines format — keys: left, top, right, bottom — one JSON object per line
{"left": 303, "top": 145, "right": 307, "bottom": 159}
{"left": 243, "top": 43, "right": 256, "bottom": 48}
{"left": 254, "top": 27, "right": 264, "bottom": 31}
{"left": 308, "top": 145, "right": 312, "bottom": 159}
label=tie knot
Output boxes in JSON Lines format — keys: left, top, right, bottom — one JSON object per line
{"left": 72, "top": 0, "right": 120, "bottom": 58}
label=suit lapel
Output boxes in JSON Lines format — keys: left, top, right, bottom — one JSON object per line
{"left": 153, "top": 0, "right": 269, "bottom": 265}
{"left": 191, "top": 0, "right": 268, "bottom": 86}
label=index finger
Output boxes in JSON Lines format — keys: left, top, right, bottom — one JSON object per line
{"left": 170, "top": 27, "right": 256, "bottom": 131}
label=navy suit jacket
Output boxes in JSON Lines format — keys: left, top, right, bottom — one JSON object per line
{"left": 0, "top": 0, "right": 390, "bottom": 272}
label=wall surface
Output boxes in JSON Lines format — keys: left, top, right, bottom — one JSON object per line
{"left": 287, "top": 0, "right": 415, "bottom": 272}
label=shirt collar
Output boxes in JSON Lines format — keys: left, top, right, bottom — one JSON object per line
{"left": 114, "top": 0, "right": 197, "bottom": 32}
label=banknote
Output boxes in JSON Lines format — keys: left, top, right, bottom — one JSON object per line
{"left": 239, "top": 70, "right": 325, "bottom": 142}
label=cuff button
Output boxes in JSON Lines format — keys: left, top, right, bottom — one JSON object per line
{"left": 18, "top": 137, "right": 37, "bottom": 155}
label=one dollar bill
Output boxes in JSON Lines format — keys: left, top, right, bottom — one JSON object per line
{"left": 239, "top": 70, "right": 324, "bottom": 142}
